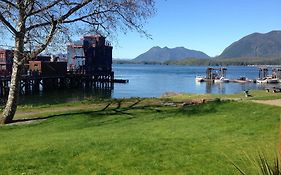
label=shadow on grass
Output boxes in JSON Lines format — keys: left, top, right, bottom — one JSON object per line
{"left": 12, "top": 99, "right": 142, "bottom": 124}
{"left": 177, "top": 101, "right": 220, "bottom": 115}
{"left": 11, "top": 99, "right": 222, "bottom": 125}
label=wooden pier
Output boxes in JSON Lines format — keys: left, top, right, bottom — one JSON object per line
{"left": 0, "top": 35, "right": 128, "bottom": 97}
{"left": 0, "top": 73, "right": 127, "bottom": 97}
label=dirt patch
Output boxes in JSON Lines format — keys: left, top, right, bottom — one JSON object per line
{"left": 252, "top": 99, "right": 281, "bottom": 107}
{"left": 7, "top": 119, "right": 47, "bottom": 126}
{"left": 14, "top": 104, "right": 104, "bottom": 120}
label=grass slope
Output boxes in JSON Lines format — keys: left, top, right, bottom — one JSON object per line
{"left": 0, "top": 99, "right": 280, "bottom": 174}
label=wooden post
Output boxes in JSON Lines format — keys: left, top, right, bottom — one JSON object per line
{"left": 278, "top": 114, "right": 281, "bottom": 158}
{"left": 0, "top": 80, "right": 3, "bottom": 97}
{"left": 33, "top": 79, "right": 40, "bottom": 92}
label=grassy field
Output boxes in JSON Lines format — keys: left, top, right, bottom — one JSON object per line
{"left": 0, "top": 94, "right": 280, "bottom": 174}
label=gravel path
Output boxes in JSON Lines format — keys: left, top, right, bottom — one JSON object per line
{"left": 252, "top": 99, "right": 281, "bottom": 107}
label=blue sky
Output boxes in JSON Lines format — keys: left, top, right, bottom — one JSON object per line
{"left": 113, "top": 0, "right": 281, "bottom": 59}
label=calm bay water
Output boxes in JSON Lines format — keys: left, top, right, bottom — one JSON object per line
{"left": 113, "top": 64, "right": 266, "bottom": 97}
{"left": 19, "top": 64, "right": 273, "bottom": 104}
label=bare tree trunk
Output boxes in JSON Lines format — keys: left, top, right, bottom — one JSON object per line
{"left": 0, "top": 36, "right": 24, "bottom": 124}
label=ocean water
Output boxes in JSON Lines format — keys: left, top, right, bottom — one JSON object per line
{"left": 112, "top": 64, "right": 267, "bottom": 98}
{"left": 18, "top": 64, "right": 275, "bottom": 104}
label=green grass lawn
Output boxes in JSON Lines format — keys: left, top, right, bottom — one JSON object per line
{"left": 0, "top": 99, "right": 280, "bottom": 174}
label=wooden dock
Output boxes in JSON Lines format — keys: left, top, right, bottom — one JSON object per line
{"left": 0, "top": 74, "right": 128, "bottom": 97}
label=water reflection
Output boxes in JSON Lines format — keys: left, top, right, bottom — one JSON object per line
{"left": 205, "top": 82, "right": 225, "bottom": 94}
{"left": 205, "top": 82, "right": 212, "bottom": 94}
{"left": 204, "top": 81, "right": 259, "bottom": 94}
{"left": 19, "top": 85, "right": 113, "bottom": 106}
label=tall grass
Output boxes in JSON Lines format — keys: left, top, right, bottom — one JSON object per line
{"left": 233, "top": 153, "right": 281, "bottom": 175}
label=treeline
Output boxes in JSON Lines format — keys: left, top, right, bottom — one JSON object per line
{"left": 164, "top": 57, "right": 281, "bottom": 66}
{"left": 113, "top": 57, "right": 281, "bottom": 66}
{"left": 113, "top": 59, "right": 162, "bottom": 65}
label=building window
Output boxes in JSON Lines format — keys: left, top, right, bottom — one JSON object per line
{"left": 0, "top": 53, "right": 5, "bottom": 62}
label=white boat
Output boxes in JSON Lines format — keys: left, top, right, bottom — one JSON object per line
{"left": 195, "top": 75, "right": 204, "bottom": 82}
{"left": 266, "top": 77, "right": 278, "bottom": 84}
{"left": 257, "top": 77, "right": 278, "bottom": 84}
{"left": 233, "top": 76, "right": 251, "bottom": 83}
{"left": 256, "top": 78, "right": 267, "bottom": 83}
{"left": 214, "top": 77, "right": 229, "bottom": 83}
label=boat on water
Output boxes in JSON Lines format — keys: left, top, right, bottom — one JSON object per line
{"left": 266, "top": 77, "right": 279, "bottom": 84}
{"left": 233, "top": 76, "right": 251, "bottom": 83}
{"left": 214, "top": 77, "right": 229, "bottom": 83}
{"left": 256, "top": 77, "right": 278, "bottom": 84}
{"left": 256, "top": 78, "right": 267, "bottom": 83}
{"left": 195, "top": 75, "right": 204, "bottom": 82}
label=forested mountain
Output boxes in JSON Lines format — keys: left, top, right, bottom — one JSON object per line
{"left": 133, "top": 46, "right": 209, "bottom": 63}
{"left": 219, "top": 30, "right": 281, "bottom": 58}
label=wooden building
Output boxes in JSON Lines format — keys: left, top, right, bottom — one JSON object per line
{"left": 272, "top": 67, "right": 281, "bottom": 79}
{"left": 67, "top": 35, "right": 113, "bottom": 80}
{"left": 0, "top": 49, "right": 13, "bottom": 76}
{"left": 206, "top": 67, "right": 227, "bottom": 80}
{"left": 28, "top": 61, "right": 67, "bottom": 77}
{"left": 0, "top": 36, "right": 119, "bottom": 96}
{"left": 258, "top": 67, "right": 268, "bottom": 79}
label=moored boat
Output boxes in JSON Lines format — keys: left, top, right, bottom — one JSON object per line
{"left": 256, "top": 78, "right": 267, "bottom": 83}
{"left": 233, "top": 76, "right": 251, "bottom": 83}
{"left": 195, "top": 75, "right": 204, "bottom": 82}
{"left": 256, "top": 77, "right": 279, "bottom": 84}
{"left": 266, "top": 77, "right": 278, "bottom": 84}
{"left": 214, "top": 77, "right": 229, "bottom": 83}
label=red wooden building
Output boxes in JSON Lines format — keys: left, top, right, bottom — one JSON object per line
{"left": 0, "top": 49, "right": 13, "bottom": 76}
{"left": 67, "top": 35, "right": 113, "bottom": 78}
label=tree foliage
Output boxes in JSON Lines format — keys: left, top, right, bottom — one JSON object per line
{"left": 0, "top": 0, "right": 155, "bottom": 54}
{"left": 163, "top": 57, "right": 281, "bottom": 66}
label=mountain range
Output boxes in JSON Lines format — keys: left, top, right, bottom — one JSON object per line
{"left": 130, "top": 30, "right": 281, "bottom": 64}
{"left": 219, "top": 30, "right": 281, "bottom": 58}
{"left": 133, "top": 46, "right": 210, "bottom": 63}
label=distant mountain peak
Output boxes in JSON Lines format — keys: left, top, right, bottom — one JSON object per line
{"left": 152, "top": 46, "right": 161, "bottom": 49}
{"left": 133, "top": 46, "right": 209, "bottom": 63}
